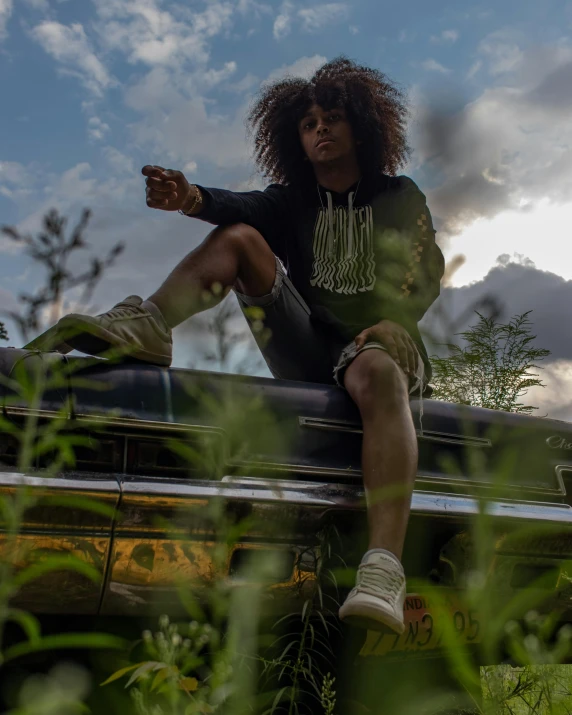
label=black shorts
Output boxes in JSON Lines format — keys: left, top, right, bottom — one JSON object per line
{"left": 234, "top": 256, "right": 426, "bottom": 393}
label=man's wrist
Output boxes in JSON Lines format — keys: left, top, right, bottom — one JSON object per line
{"left": 180, "top": 185, "right": 203, "bottom": 215}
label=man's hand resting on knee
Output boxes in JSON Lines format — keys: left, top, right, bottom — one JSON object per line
{"left": 355, "top": 319, "right": 418, "bottom": 378}
{"left": 141, "top": 165, "right": 202, "bottom": 214}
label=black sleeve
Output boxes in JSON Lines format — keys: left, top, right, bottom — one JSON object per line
{"left": 380, "top": 179, "right": 445, "bottom": 328}
{"left": 191, "top": 183, "right": 292, "bottom": 258}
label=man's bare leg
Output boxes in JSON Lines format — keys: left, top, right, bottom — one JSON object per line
{"left": 338, "top": 348, "right": 415, "bottom": 632}
{"left": 343, "top": 348, "right": 417, "bottom": 558}
{"left": 27, "top": 223, "right": 277, "bottom": 361}
{"left": 148, "top": 223, "right": 277, "bottom": 328}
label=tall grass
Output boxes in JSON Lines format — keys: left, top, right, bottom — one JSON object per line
{"left": 2, "top": 209, "right": 572, "bottom": 714}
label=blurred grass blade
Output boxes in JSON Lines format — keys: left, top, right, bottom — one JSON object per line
{"left": 37, "top": 494, "right": 116, "bottom": 519}
{"left": 4, "top": 633, "right": 127, "bottom": 662}
{"left": 13, "top": 555, "right": 101, "bottom": 588}
{"left": 6, "top": 608, "right": 41, "bottom": 644}
{"left": 100, "top": 661, "right": 150, "bottom": 686}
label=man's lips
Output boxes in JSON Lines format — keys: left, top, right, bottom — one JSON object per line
{"left": 316, "top": 138, "right": 335, "bottom": 147}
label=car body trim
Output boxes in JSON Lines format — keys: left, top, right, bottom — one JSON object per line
{"left": 298, "top": 416, "right": 493, "bottom": 448}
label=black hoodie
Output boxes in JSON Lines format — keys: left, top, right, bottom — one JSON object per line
{"left": 194, "top": 173, "right": 444, "bottom": 381}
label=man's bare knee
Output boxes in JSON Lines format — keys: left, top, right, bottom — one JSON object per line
{"left": 215, "top": 223, "right": 277, "bottom": 297}
{"left": 344, "top": 349, "right": 408, "bottom": 415}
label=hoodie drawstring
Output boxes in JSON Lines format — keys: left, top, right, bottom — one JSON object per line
{"left": 318, "top": 180, "right": 361, "bottom": 259}
{"left": 326, "top": 190, "right": 335, "bottom": 257}
{"left": 347, "top": 190, "right": 354, "bottom": 256}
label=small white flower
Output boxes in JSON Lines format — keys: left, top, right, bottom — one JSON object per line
{"left": 504, "top": 620, "right": 520, "bottom": 635}
{"left": 524, "top": 633, "right": 540, "bottom": 652}
{"left": 525, "top": 610, "right": 539, "bottom": 626}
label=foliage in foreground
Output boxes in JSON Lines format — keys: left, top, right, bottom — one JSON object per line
{"left": 482, "top": 663, "right": 572, "bottom": 714}
{"left": 0, "top": 208, "right": 123, "bottom": 342}
{"left": 1, "top": 207, "right": 571, "bottom": 715}
{"left": 430, "top": 311, "right": 550, "bottom": 414}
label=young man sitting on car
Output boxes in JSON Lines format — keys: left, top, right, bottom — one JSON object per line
{"left": 34, "top": 57, "right": 444, "bottom": 634}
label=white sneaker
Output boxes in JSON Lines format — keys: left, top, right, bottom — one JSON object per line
{"left": 338, "top": 551, "right": 406, "bottom": 633}
{"left": 55, "top": 296, "right": 172, "bottom": 366}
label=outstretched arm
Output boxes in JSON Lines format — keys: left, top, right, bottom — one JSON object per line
{"left": 141, "top": 164, "right": 291, "bottom": 256}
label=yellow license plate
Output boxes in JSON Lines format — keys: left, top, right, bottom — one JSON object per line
{"left": 359, "top": 593, "right": 481, "bottom": 658}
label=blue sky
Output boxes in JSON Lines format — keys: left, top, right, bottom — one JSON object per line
{"left": 1, "top": 0, "right": 572, "bottom": 417}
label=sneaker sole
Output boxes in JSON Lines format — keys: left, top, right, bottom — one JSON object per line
{"left": 58, "top": 316, "right": 172, "bottom": 367}
{"left": 24, "top": 323, "right": 73, "bottom": 354}
{"left": 339, "top": 605, "right": 405, "bottom": 634}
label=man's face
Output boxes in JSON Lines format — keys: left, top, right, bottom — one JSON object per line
{"left": 298, "top": 103, "right": 359, "bottom": 168}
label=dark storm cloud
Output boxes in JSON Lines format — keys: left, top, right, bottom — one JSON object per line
{"left": 429, "top": 172, "right": 513, "bottom": 236}
{"left": 412, "top": 42, "right": 572, "bottom": 243}
{"left": 526, "top": 60, "right": 572, "bottom": 111}
{"left": 421, "top": 261, "right": 572, "bottom": 363}
{"left": 415, "top": 99, "right": 521, "bottom": 239}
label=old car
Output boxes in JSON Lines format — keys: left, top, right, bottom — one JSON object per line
{"left": 2, "top": 345, "right": 572, "bottom": 659}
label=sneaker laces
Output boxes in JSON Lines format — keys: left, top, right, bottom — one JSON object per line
{"left": 105, "top": 300, "right": 146, "bottom": 320}
{"left": 353, "top": 559, "right": 404, "bottom": 603}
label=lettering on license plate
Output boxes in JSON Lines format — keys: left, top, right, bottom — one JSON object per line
{"left": 359, "top": 593, "right": 480, "bottom": 657}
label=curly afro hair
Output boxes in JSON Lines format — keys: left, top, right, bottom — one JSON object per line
{"left": 247, "top": 56, "right": 411, "bottom": 186}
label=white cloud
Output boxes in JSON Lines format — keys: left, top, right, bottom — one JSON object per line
{"left": 94, "top": 0, "right": 234, "bottom": 67}
{"left": 527, "top": 360, "right": 572, "bottom": 422}
{"left": 273, "top": 1, "right": 348, "bottom": 39}
{"left": 265, "top": 54, "right": 327, "bottom": 83}
{"left": 11, "top": 162, "right": 140, "bottom": 241}
{"left": 103, "top": 147, "right": 135, "bottom": 175}
{"left": 236, "top": 0, "right": 272, "bottom": 16}
{"left": 0, "top": 160, "right": 37, "bottom": 205}
{"left": 0, "top": 0, "right": 13, "bottom": 41}
{"left": 430, "top": 29, "right": 458, "bottom": 44}
{"left": 200, "top": 61, "right": 237, "bottom": 88}
{"left": 123, "top": 66, "right": 250, "bottom": 169}
{"left": 228, "top": 72, "right": 259, "bottom": 93}
{"left": 126, "top": 91, "right": 253, "bottom": 169}
{"left": 349, "top": 25, "right": 358, "bottom": 35}
{"left": 479, "top": 30, "right": 524, "bottom": 75}
{"left": 30, "top": 21, "right": 115, "bottom": 96}
{"left": 466, "top": 60, "right": 482, "bottom": 80}
{"left": 273, "top": 1, "right": 293, "bottom": 39}
{"left": 22, "top": 0, "right": 49, "bottom": 10}
{"left": 0, "top": 286, "right": 17, "bottom": 312}
{"left": 399, "top": 29, "right": 415, "bottom": 43}
{"left": 420, "top": 58, "right": 451, "bottom": 74}
{"left": 87, "top": 116, "right": 111, "bottom": 141}
{"left": 0, "top": 160, "right": 34, "bottom": 187}
{"left": 298, "top": 3, "right": 349, "bottom": 33}
{"left": 443, "top": 200, "right": 572, "bottom": 287}
{"left": 124, "top": 53, "right": 326, "bottom": 171}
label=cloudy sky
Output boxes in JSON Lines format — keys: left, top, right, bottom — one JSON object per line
{"left": 1, "top": 0, "right": 571, "bottom": 419}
